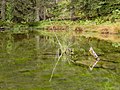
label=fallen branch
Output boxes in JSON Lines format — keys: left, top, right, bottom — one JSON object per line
{"left": 54, "top": 31, "right": 62, "bottom": 48}
{"left": 49, "top": 20, "right": 72, "bottom": 82}
{"left": 49, "top": 52, "right": 63, "bottom": 82}
{"left": 89, "top": 58, "right": 100, "bottom": 71}
{"left": 49, "top": 28, "right": 63, "bottom": 82}
{"left": 89, "top": 47, "right": 100, "bottom": 71}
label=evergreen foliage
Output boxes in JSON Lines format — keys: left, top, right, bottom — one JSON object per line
{"left": 0, "top": 0, "right": 120, "bottom": 22}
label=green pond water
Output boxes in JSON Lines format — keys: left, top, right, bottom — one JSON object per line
{"left": 0, "top": 30, "right": 120, "bottom": 90}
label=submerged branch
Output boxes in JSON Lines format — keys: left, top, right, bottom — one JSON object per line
{"left": 54, "top": 32, "right": 62, "bottom": 48}
{"left": 89, "top": 58, "right": 100, "bottom": 71}
{"left": 49, "top": 53, "right": 63, "bottom": 82}
{"left": 89, "top": 47, "right": 100, "bottom": 71}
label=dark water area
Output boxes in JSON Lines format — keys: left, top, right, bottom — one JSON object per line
{"left": 0, "top": 31, "right": 120, "bottom": 90}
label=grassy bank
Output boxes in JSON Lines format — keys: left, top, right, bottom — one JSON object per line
{"left": 1, "top": 20, "right": 120, "bottom": 36}
{"left": 18, "top": 20, "right": 120, "bottom": 34}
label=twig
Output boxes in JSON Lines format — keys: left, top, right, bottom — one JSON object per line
{"left": 54, "top": 32, "right": 62, "bottom": 48}
{"left": 49, "top": 19, "right": 62, "bottom": 48}
{"left": 89, "top": 58, "right": 100, "bottom": 71}
{"left": 49, "top": 24, "right": 63, "bottom": 82}
{"left": 89, "top": 47, "right": 100, "bottom": 71}
{"left": 49, "top": 53, "right": 63, "bottom": 82}
{"left": 49, "top": 20, "right": 70, "bottom": 82}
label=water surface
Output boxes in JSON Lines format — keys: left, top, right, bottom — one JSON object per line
{"left": 0, "top": 30, "right": 120, "bottom": 90}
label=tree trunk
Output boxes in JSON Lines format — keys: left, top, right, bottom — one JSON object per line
{"left": 35, "top": 35, "right": 40, "bottom": 66}
{"left": 35, "top": 7, "right": 40, "bottom": 21}
{"left": 35, "top": 35, "right": 40, "bottom": 50}
{"left": 1, "top": 0, "right": 6, "bottom": 20}
{"left": 43, "top": 6, "right": 46, "bottom": 20}
{"left": 70, "top": 0, "right": 74, "bottom": 20}
{"left": 55, "top": 0, "right": 58, "bottom": 3}
{"left": 35, "top": 0, "right": 40, "bottom": 21}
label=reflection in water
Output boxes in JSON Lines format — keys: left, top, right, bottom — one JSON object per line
{"left": 100, "top": 33, "right": 120, "bottom": 42}
{"left": 35, "top": 35, "right": 40, "bottom": 50}
{"left": 35, "top": 35, "right": 40, "bottom": 66}
{"left": 12, "top": 33, "right": 28, "bottom": 42}
{"left": 100, "top": 33, "right": 109, "bottom": 38}
{"left": 79, "top": 29, "right": 120, "bottom": 42}
{"left": 0, "top": 31, "right": 120, "bottom": 90}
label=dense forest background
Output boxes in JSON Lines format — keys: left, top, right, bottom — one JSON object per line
{"left": 0, "top": 0, "right": 120, "bottom": 23}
